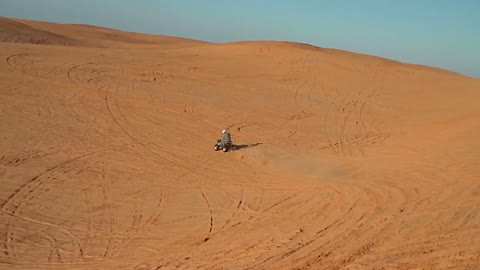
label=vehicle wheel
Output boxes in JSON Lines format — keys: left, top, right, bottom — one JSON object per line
{"left": 222, "top": 147, "right": 228, "bottom": 152}
{"left": 214, "top": 144, "right": 220, "bottom": 151}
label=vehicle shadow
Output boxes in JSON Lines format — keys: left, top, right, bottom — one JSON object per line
{"left": 235, "top": 142, "right": 263, "bottom": 150}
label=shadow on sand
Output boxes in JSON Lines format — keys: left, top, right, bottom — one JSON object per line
{"left": 235, "top": 142, "right": 263, "bottom": 150}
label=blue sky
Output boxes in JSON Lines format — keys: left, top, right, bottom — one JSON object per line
{"left": 1, "top": 0, "right": 479, "bottom": 77}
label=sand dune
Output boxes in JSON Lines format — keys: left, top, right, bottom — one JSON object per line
{"left": 0, "top": 17, "right": 81, "bottom": 46}
{"left": 0, "top": 17, "right": 207, "bottom": 48}
{"left": 0, "top": 17, "right": 479, "bottom": 270}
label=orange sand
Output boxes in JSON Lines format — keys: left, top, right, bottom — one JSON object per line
{"left": 1, "top": 16, "right": 479, "bottom": 270}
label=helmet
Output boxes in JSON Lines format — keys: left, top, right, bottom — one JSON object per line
{"left": 222, "top": 129, "right": 226, "bottom": 133}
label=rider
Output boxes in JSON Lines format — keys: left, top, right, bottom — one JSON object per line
{"left": 220, "top": 129, "right": 232, "bottom": 148}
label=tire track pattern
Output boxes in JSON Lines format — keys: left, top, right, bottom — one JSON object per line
{"left": 319, "top": 86, "right": 390, "bottom": 156}
{"left": 1, "top": 151, "right": 107, "bottom": 261}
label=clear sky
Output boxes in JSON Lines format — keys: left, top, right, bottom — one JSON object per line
{"left": 1, "top": 0, "right": 479, "bottom": 78}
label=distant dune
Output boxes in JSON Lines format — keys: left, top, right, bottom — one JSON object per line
{"left": 0, "top": 16, "right": 208, "bottom": 48}
{"left": 0, "top": 16, "right": 479, "bottom": 270}
{"left": 0, "top": 17, "right": 81, "bottom": 46}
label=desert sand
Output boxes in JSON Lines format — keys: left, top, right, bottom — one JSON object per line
{"left": 0, "top": 16, "right": 479, "bottom": 270}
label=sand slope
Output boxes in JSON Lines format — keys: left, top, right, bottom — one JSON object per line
{"left": 0, "top": 17, "right": 479, "bottom": 270}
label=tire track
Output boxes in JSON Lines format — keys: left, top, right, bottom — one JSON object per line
{"left": 142, "top": 195, "right": 166, "bottom": 229}
{"left": 108, "top": 193, "right": 167, "bottom": 258}
{"left": 66, "top": 62, "right": 112, "bottom": 100}
{"left": 105, "top": 71, "right": 201, "bottom": 173}
{"left": 108, "top": 199, "right": 143, "bottom": 257}
{"left": 232, "top": 184, "right": 360, "bottom": 269}
{"left": 38, "top": 230, "right": 62, "bottom": 263}
{"left": 255, "top": 188, "right": 266, "bottom": 212}
{"left": 11, "top": 98, "right": 52, "bottom": 158}
{"left": 339, "top": 99, "right": 359, "bottom": 156}
{"left": 215, "top": 186, "right": 245, "bottom": 234}
{"left": 1, "top": 152, "right": 96, "bottom": 212}
{"left": 67, "top": 62, "right": 96, "bottom": 86}
{"left": 82, "top": 191, "right": 94, "bottom": 258}
{"left": 5, "top": 53, "right": 64, "bottom": 78}
{"left": 6, "top": 53, "right": 32, "bottom": 74}
{"left": 315, "top": 86, "right": 390, "bottom": 156}
{"left": 1, "top": 150, "right": 110, "bottom": 260}
{"left": 323, "top": 88, "right": 342, "bottom": 155}
{"left": 0, "top": 94, "right": 56, "bottom": 168}
{"left": 101, "top": 159, "right": 115, "bottom": 258}
{"left": 1, "top": 146, "right": 60, "bottom": 167}
{"left": 200, "top": 189, "right": 214, "bottom": 241}
{"left": 273, "top": 53, "right": 319, "bottom": 145}
{"left": 240, "top": 187, "right": 347, "bottom": 270}
{"left": 289, "top": 182, "right": 408, "bottom": 269}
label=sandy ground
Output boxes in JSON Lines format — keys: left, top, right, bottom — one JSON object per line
{"left": 0, "top": 17, "right": 479, "bottom": 270}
